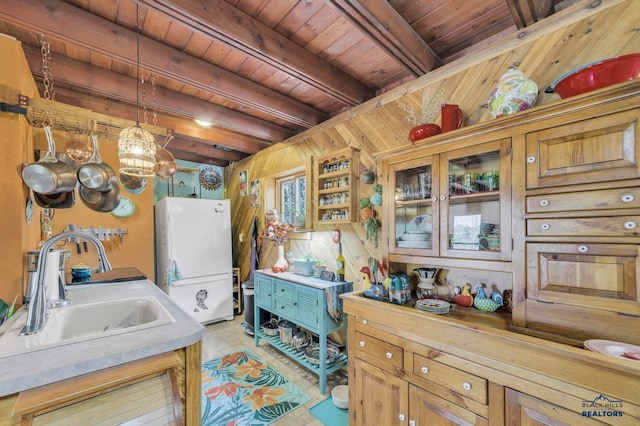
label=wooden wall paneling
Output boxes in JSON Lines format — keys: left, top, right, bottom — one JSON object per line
{"left": 229, "top": 0, "right": 639, "bottom": 291}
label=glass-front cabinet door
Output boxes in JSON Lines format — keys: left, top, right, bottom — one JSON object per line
{"left": 387, "top": 138, "right": 511, "bottom": 261}
{"left": 389, "top": 155, "right": 440, "bottom": 257}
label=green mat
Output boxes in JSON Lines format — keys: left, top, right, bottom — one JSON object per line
{"left": 309, "top": 396, "right": 349, "bottom": 426}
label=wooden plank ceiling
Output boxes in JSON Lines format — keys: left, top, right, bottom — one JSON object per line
{"left": 0, "top": 0, "right": 571, "bottom": 166}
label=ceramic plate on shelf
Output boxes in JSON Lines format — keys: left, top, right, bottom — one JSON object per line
{"left": 406, "top": 214, "right": 432, "bottom": 233}
{"left": 583, "top": 339, "right": 640, "bottom": 361}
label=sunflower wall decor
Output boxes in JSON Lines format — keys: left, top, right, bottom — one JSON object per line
{"left": 199, "top": 166, "right": 223, "bottom": 191}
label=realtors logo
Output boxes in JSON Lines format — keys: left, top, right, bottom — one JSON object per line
{"left": 582, "top": 394, "right": 624, "bottom": 418}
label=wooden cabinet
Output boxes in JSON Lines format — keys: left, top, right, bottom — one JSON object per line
{"left": 522, "top": 107, "right": 640, "bottom": 345}
{"left": 383, "top": 137, "right": 512, "bottom": 262}
{"left": 253, "top": 271, "right": 349, "bottom": 394}
{"left": 351, "top": 314, "right": 492, "bottom": 425}
{"left": 0, "top": 345, "right": 202, "bottom": 426}
{"left": 505, "top": 388, "right": 607, "bottom": 425}
{"left": 314, "top": 147, "right": 360, "bottom": 224}
{"left": 343, "top": 292, "right": 640, "bottom": 426}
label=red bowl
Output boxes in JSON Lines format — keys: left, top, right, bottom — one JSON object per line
{"left": 545, "top": 53, "right": 640, "bottom": 98}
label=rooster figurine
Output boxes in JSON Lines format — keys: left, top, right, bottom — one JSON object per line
{"left": 490, "top": 284, "right": 504, "bottom": 306}
{"left": 359, "top": 266, "right": 372, "bottom": 289}
{"left": 473, "top": 284, "right": 500, "bottom": 312}
{"left": 454, "top": 284, "right": 474, "bottom": 307}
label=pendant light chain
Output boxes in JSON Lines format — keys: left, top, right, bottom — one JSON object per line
{"left": 135, "top": 5, "right": 141, "bottom": 126}
{"left": 151, "top": 74, "right": 158, "bottom": 126}
{"left": 39, "top": 34, "right": 55, "bottom": 103}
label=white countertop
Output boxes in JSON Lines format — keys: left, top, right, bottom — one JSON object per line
{"left": 256, "top": 269, "right": 352, "bottom": 289}
{"left": 0, "top": 279, "right": 205, "bottom": 396}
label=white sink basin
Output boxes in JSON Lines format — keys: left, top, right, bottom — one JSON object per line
{"left": 0, "top": 295, "right": 175, "bottom": 358}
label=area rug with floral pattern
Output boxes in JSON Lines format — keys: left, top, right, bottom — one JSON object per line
{"left": 202, "top": 349, "right": 312, "bottom": 426}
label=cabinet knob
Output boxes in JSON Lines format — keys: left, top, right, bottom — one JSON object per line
{"left": 359, "top": 341, "right": 365, "bottom": 347}
{"left": 578, "top": 245, "right": 589, "bottom": 253}
{"left": 399, "top": 414, "right": 405, "bottom": 421}
{"left": 386, "top": 352, "right": 393, "bottom": 359}
{"left": 463, "top": 382, "right": 472, "bottom": 391}
{"left": 431, "top": 196, "right": 438, "bottom": 202}
{"left": 362, "top": 319, "right": 368, "bottom": 325}
{"left": 541, "top": 223, "right": 550, "bottom": 230}
{"left": 440, "top": 195, "right": 446, "bottom": 201}
{"left": 539, "top": 199, "right": 549, "bottom": 207}
{"left": 527, "top": 156, "right": 536, "bottom": 163}
{"left": 421, "top": 366, "right": 429, "bottom": 374}
{"left": 624, "top": 221, "right": 637, "bottom": 229}
{"left": 409, "top": 420, "right": 415, "bottom": 426}
{"left": 622, "top": 194, "right": 635, "bottom": 203}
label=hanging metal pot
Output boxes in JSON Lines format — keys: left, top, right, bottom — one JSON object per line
{"left": 79, "top": 184, "right": 121, "bottom": 212}
{"left": 32, "top": 189, "right": 75, "bottom": 209}
{"left": 155, "top": 143, "right": 177, "bottom": 179}
{"left": 119, "top": 173, "right": 148, "bottom": 194}
{"left": 22, "top": 125, "right": 77, "bottom": 195}
{"left": 77, "top": 134, "right": 117, "bottom": 192}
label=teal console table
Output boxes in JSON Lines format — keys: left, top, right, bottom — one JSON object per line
{"left": 254, "top": 270, "right": 351, "bottom": 394}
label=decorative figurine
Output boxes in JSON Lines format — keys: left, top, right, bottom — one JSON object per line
{"left": 454, "top": 284, "right": 474, "bottom": 307}
{"left": 490, "top": 284, "right": 504, "bottom": 306}
{"left": 473, "top": 284, "right": 501, "bottom": 312}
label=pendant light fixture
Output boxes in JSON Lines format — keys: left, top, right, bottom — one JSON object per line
{"left": 118, "top": 3, "right": 156, "bottom": 177}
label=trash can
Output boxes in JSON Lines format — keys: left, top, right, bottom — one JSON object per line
{"left": 242, "top": 280, "right": 269, "bottom": 336}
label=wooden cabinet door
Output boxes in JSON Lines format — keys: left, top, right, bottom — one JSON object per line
{"left": 409, "top": 384, "right": 488, "bottom": 426}
{"left": 353, "top": 359, "right": 409, "bottom": 426}
{"left": 525, "top": 109, "right": 640, "bottom": 189}
{"left": 505, "top": 388, "right": 608, "bottom": 425}
{"left": 526, "top": 243, "right": 640, "bottom": 316}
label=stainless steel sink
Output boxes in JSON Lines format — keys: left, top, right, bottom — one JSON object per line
{"left": 0, "top": 295, "right": 175, "bottom": 358}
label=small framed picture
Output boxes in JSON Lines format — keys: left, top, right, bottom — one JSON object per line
{"left": 239, "top": 170, "right": 248, "bottom": 197}
{"left": 250, "top": 179, "right": 261, "bottom": 208}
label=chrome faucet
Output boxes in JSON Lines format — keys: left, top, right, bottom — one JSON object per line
{"left": 20, "top": 231, "right": 112, "bottom": 336}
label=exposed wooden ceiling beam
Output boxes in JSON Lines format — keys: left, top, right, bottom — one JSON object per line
{"left": 22, "top": 45, "right": 294, "bottom": 143}
{"left": 165, "top": 148, "right": 228, "bottom": 167}
{"left": 326, "top": 0, "right": 442, "bottom": 76}
{"left": 506, "top": 0, "right": 555, "bottom": 28}
{"left": 47, "top": 85, "right": 270, "bottom": 155}
{"left": 136, "top": 0, "right": 375, "bottom": 106}
{"left": 0, "top": 0, "right": 327, "bottom": 128}
{"left": 168, "top": 137, "right": 246, "bottom": 163}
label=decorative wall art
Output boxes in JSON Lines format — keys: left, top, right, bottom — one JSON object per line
{"left": 239, "top": 170, "right": 248, "bottom": 197}
{"left": 199, "top": 166, "right": 222, "bottom": 191}
{"left": 250, "top": 179, "right": 261, "bottom": 208}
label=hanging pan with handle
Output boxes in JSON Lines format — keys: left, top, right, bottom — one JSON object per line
{"left": 77, "top": 134, "right": 117, "bottom": 192}
{"left": 22, "top": 124, "right": 77, "bottom": 195}
{"left": 79, "top": 184, "right": 121, "bottom": 213}
{"left": 154, "top": 136, "right": 177, "bottom": 179}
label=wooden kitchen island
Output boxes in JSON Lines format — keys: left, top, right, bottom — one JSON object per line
{"left": 254, "top": 270, "right": 351, "bottom": 394}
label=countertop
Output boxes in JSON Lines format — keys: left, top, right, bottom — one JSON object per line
{"left": 0, "top": 279, "right": 206, "bottom": 396}
{"left": 255, "top": 269, "right": 351, "bottom": 289}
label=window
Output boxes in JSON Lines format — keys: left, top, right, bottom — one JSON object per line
{"left": 277, "top": 172, "right": 306, "bottom": 228}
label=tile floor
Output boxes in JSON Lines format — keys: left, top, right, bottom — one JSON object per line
{"left": 202, "top": 315, "right": 349, "bottom": 426}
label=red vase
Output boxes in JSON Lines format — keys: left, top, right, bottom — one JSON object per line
{"left": 409, "top": 123, "right": 442, "bottom": 143}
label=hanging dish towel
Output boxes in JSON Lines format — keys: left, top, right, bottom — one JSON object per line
{"left": 164, "top": 260, "right": 183, "bottom": 287}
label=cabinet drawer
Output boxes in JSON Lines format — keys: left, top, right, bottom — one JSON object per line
{"left": 413, "top": 353, "right": 488, "bottom": 404}
{"left": 273, "top": 297, "right": 296, "bottom": 317}
{"left": 526, "top": 187, "right": 640, "bottom": 214}
{"left": 527, "top": 216, "right": 640, "bottom": 237}
{"left": 526, "top": 242, "right": 640, "bottom": 315}
{"left": 525, "top": 109, "right": 640, "bottom": 189}
{"left": 274, "top": 281, "right": 294, "bottom": 301}
{"left": 355, "top": 331, "right": 403, "bottom": 369}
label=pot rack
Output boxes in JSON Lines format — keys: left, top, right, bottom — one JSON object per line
{"left": 26, "top": 93, "right": 172, "bottom": 147}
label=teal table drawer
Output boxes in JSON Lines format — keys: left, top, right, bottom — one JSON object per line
{"left": 274, "top": 281, "right": 294, "bottom": 301}
{"left": 273, "top": 297, "right": 296, "bottom": 317}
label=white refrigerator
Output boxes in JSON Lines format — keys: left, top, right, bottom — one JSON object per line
{"left": 155, "top": 197, "right": 234, "bottom": 324}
